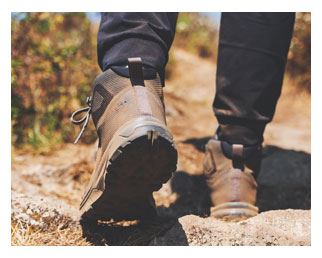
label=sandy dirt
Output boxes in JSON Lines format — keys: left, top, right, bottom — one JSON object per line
{"left": 11, "top": 49, "right": 311, "bottom": 246}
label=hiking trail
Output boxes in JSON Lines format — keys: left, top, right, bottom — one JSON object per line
{"left": 11, "top": 49, "right": 311, "bottom": 246}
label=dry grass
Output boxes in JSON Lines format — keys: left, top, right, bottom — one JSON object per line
{"left": 11, "top": 219, "right": 89, "bottom": 246}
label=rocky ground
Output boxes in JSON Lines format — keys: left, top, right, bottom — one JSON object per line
{"left": 11, "top": 49, "right": 311, "bottom": 245}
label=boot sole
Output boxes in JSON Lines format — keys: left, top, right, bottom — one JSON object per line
{"left": 80, "top": 124, "right": 177, "bottom": 222}
{"left": 211, "top": 202, "right": 259, "bottom": 222}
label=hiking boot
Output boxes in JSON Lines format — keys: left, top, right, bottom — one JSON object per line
{"left": 71, "top": 57, "right": 177, "bottom": 221}
{"left": 203, "top": 137, "right": 261, "bottom": 221}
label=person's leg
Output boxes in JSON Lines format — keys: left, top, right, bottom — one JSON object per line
{"left": 214, "top": 12, "right": 295, "bottom": 145}
{"left": 73, "top": 13, "right": 178, "bottom": 221}
{"left": 98, "top": 12, "right": 178, "bottom": 78}
{"left": 204, "top": 12, "right": 295, "bottom": 220}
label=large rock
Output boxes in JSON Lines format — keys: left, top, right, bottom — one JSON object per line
{"left": 11, "top": 192, "right": 79, "bottom": 232}
{"left": 149, "top": 210, "right": 310, "bottom": 246}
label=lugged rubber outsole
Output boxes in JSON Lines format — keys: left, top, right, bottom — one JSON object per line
{"left": 80, "top": 130, "right": 177, "bottom": 222}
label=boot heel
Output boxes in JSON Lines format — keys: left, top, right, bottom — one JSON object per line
{"left": 211, "top": 202, "right": 259, "bottom": 221}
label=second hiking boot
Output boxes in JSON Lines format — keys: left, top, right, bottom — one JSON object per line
{"left": 71, "top": 57, "right": 177, "bottom": 221}
{"left": 203, "top": 137, "right": 261, "bottom": 221}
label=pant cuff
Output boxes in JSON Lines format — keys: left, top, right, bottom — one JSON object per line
{"left": 216, "top": 124, "right": 265, "bottom": 146}
{"left": 100, "top": 38, "right": 167, "bottom": 73}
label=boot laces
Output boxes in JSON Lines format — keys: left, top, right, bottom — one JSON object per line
{"left": 70, "top": 96, "right": 92, "bottom": 144}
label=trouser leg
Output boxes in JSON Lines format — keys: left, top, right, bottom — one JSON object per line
{"left": 97, "top": 12, "right": 178, "bottom": 78}
{"left": 214, "top": 12, "right": 295, "bottom": 146}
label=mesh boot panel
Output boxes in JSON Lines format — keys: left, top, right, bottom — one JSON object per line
{"left": 91, "top": 69, "right": 166, "bottom": 150}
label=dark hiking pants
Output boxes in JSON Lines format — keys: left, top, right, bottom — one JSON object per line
{"left": 97, "top": 12, "right": 295, "bottom": 146}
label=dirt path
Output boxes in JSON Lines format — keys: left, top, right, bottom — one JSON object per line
{"left": 11, "top": 49, "right": 311, "bottom": 245}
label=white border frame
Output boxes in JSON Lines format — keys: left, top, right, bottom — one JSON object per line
{"left": 2, "top": 0, "right": 320, "bottom": 257}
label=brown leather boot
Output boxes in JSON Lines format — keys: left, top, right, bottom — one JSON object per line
{"left": 71, "top": 57, "right": 177, "bottom": 221}
{"left": 203, "top": 138, "right": 261, "bottom": 221}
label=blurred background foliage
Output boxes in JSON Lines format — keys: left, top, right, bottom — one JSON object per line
{"left": 12, "top": 13, "right": 99, "bottom": 151}
{"left": 286, "top": 12, "right": 311, "bottom": 92}
{"left": 175, "top": 13, "right": 218, "bottom": 59}
{"left": 11, "top": 12, "right": 311, "bottom": 151}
